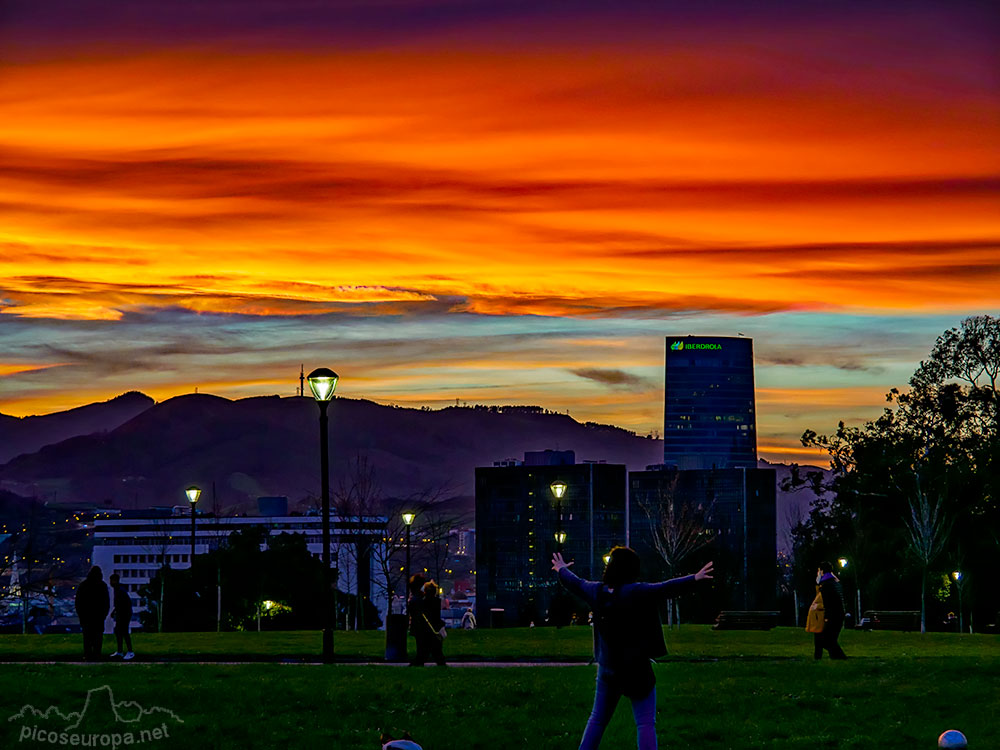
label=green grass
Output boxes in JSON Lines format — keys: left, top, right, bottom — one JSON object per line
{"left": 2, "top": 629, "right": 998, "bottom": 748}
{"left": 0, "top": 625, "right": 996, "bottom": 661}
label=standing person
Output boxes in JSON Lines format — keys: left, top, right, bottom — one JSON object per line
{"left": 815, "top": 561, "right": 848, "bottom": 660}
{"left": 109, "top": 573, "right": 135, "bottom": 661}
{"left": 420, "top": 580, "right": 447, "bottom": 666}
{"left": 552, "top": 547, "right": 713, "bottom": 750}
{"left": 407, "top": 574, "right": 429, "bottom": 666}
{"left": 74, "top": 566, "right": 110, "bottom": 662}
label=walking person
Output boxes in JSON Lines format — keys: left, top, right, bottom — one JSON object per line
{"left": 420, "top": 580, "right": 447, "bottom": 666}
{"left": 109, "top": 573, "right": 135, "bottom": 661}
{"left": 804, "top": 580, "right": 825, "bottom": 652}
{"left": 552, "top": 547, "right": 714, "bottom": 750}
{"left": 74, "top": 566, "right": 110, "bottom": 662}
{"left": 814, "top": 561, "right": 848, "bottom": 660}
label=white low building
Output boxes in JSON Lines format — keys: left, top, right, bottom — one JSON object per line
{"left": 91, "top": 512, "right": 388, "bottom": 631}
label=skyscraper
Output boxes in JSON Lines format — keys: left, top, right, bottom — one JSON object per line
{"left": 663, "top": 335, "right": 756, "bottom": 470}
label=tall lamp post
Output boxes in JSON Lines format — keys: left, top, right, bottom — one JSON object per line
{"left": 550, "top": 481, "right": 567, "bottom": 553}
{"left": 402, "top": 512, "right": 416, "bottom": 593}
{"left": 838, "top": 557, "right": 861, "bottom": 623}
{"left": 952, "top": 571, "right": 963, "bottom": 633}
{"left": 307, "top": 367, "right": 339, "bottom": 664}
{"left": 185, "top": 486, "right": 201, "bottom": 563}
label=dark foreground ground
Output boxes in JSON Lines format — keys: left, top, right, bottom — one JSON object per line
{"left": 2, "top": 627, "right": 996, "bottom": 748}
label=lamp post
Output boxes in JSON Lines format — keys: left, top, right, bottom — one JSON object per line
{"left": 185, "top": 486, "right": 201, "bottom": 563}
{"left": 952, "top": 571, "right": 963, "bottom": 633}
{"left": 402, "top": 512, "right": 415, "bottom": 594}
{"left": 307, "top": 367, "right": 339, "bottom": 664}
{"left": 838, "top": 556, "right": 862, "bottom": 623}
{"left": 550, "top": 481, "right": 567, "bottom": 553}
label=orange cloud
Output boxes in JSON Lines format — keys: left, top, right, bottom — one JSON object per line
{"left": 0, "top": 44, "right": 997, "bottom": 322}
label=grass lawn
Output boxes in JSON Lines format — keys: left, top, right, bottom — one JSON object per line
{"left": 0, "top": 625, "right": 996, "bottom": 662}
{"left": 2, "top": 628, "right": 998, "bottom": 748}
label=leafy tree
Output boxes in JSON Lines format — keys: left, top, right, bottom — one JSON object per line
{"left": 790, "top": 316, "right": 999, "bottom": 629}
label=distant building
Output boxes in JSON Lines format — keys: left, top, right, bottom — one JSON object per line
{"left": 91, "top": 509, "right": 387, "bottom": 631}
{"left": 663, "top": 336, "right": 757, "bottom": 470}
{"left": 629, "top": 465, "right": 776, "bottom": 610}
{"left": 475, "top": 451, "right": 626, "bottom": 626}
{"left": 451, "top": 527, "right": 475, "bottom": 558}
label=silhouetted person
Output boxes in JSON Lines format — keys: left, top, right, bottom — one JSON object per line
{"left": 75, "top": 566, "right": 110, "bottom": 661}
{"left": 407, "top": 574, "right": 428, "bottom": 666}
{"left": 420, "top": 580, "right": 447, "bottom": 666}
{"left": 552, "top": 547, "right": 714, "bottom": 750}
{"left": 815, "top": 561, "right": 848, "bottom": 660}
{"left": 109, "top": 573, "right": 135, "bottom": 661}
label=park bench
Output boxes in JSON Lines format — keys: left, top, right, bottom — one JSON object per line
{"left": 712, "top": 611, "right": 780, "bottom": 630}
{"left": 861, "top": 611, "right": 920, "bottom": 631}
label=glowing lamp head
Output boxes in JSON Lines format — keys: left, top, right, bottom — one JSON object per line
{"left": 838, "top": 557, "right": 848, "bottom": 569}
{"left": 402, "top": 512, "right": 415, "bottom": 527}
{"left": 307, "top": 367, "right": 339, "bottom": 402}
{"left": 603, "top": 554, "right": 611, "bottom": 565}
{"left": 554, "top": 531, "right": 567, "bottom": 545}
{"left": 952, "top": 571, "right": 962, "bottom": 581}
{"left": 185, "top": 486, "right": 202, "bottom": 504}
{"left": 550, "top": 481, "right": 567, "bottom": 500}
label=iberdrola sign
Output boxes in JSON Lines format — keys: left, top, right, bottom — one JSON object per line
{"left": 670, "top": 341, "right": 722, "bottom": 351}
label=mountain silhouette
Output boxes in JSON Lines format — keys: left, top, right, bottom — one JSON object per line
{"left": 0, "top": 392, "right": 153, "bottom": 465}
{"left": 0, "top": 393, "right": 664, "bottom": 511}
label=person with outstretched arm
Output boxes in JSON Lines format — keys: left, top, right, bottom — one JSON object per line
{"left": 552, "top": 547, "right": 714, "bottom": 750}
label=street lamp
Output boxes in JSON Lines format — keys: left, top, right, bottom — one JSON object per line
{"left": 838, "top": 556, "right": 862, "bottom": 622}
{"left": 952, "top": 571, "right": 964, "bottom": 633}
{"left": 402, "top": 512, "right": 416, "bottom": 596}
{"left": 603, "top": 553, "right": 611, "bottom": 566}
{"left": 185, "top": 486, "right": 201, "bottom": 563}
{"left": 307, "top": 366, "right": 339, "bottom": 663}
{"left": 550, "top": 481, "right": 567, "bottom": 553}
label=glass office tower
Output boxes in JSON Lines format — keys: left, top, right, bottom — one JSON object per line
{"left": 664, "top": 336, "right": 756, "bottom": 470}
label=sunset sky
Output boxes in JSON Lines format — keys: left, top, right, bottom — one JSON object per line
{"left": 1, "top": 0, "right": 998, "bottom": 463}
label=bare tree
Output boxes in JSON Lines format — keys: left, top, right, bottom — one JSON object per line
{"left": 333, "top": 455, "right": 396, "bottom": 628}
{"left": 2, "top": 504, "right": 80, "bottom": 633}
{"left": 905, "top": 477, "right": 951, "bottom": 633}
{"left": 414, "top": 508, "right": 470, "bottom": 591}
{"left": 141, "top": 517, "right": 179, "bottom": 633}
{"left": 638, "top": 472, "right": 715, "bottom": 627}
{"left": 373, "top": 505, "right": 410, "bottom": 618}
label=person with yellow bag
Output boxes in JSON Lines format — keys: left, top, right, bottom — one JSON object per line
{"left": 806, "top": 561, "right": 848, "bottom": 660}
{"left": 805, "top": 580, "right": 826, "bottom": 657}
